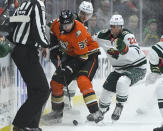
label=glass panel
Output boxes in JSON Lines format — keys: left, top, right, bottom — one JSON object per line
{"left": 45, "top": 0, "right": 162, "bottom": 46}
{"left": 142, "top": 0, "right": 161, "bottom": 47}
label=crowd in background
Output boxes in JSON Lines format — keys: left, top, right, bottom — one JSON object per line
{"left": 92, "top": 0, "right": 163, "bottom": 47}
{"left": 0, "top": 0, "right": 163, "bottom": 47}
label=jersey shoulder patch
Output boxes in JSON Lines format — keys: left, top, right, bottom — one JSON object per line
{"left": 122, "top": 29, "right": 132, "bottom": 36}
{"left": 75, "top": 21, "right": 87, "bottom": 37}
{"left": 122, "top": 31, "right": 130, "bottom": 36}
{"left": 76, "top": 30, "right": 81, "bottom": 37}
{"left": 98, "top": 29, "right": 111, "bottom": 40}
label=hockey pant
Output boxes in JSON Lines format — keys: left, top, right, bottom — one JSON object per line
{"left": 50, "top": 54, "right": 99, "bottom": 114}
{"left": 155, "top": 74, "right": 163, "bottom": 118}
{"left": 99, "top": 68, "right": 146, "bottom": 110}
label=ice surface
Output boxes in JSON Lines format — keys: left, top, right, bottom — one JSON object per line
{"left": 41, "top": 77, "right": 162, "bottom": 131}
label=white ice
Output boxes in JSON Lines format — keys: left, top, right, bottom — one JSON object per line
{"left": 41, "top": 76, "right": 162, "bottom": 131}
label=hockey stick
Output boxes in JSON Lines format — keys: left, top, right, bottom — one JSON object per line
{"left": 63, "top": 73, "right": 72, "bottom": 109}
{"left": 49, "top": 44, "right": 60, "bottom": 51}
{"left": 0, "top": 0, "right": 13, "bottom": 21}
{"left": 59, "top": 61, "right": 72, "bottom": 109}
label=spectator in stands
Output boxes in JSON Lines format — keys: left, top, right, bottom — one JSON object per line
{"left": 95, "top": 0, "right": 111, "bottom": 30}
{"left": 158, "top": 0, "right": 163, "bottom": 36}
{"left": 9, "top": 0, "right": 19, "bottom": 15}
{"left": 88, "top": 15, "right": 100, "bottom": 35}
{"left": 0, "top": 0, "right": 5, "bottom": 15}
{"left": 0, "top": 36, "right": 11, "bottom": 58}
{"left": 113, "top": 0, "right": 138, "bottom": 23}
{"left": 0, "top": 8, "right": 4, "bottom": 15}
{"left": 143, "top": 0, "right": 160, "bottom": 28}
{"left": 127, "top": 14, "right": 140, "bottom": 42}
{"left": 143, "top": 18, "right": 159, "bottom": 47}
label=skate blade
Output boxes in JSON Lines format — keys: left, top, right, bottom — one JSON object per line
{"left": 41, "top": 113, "right": 62, "bottom": 125}
{"left": 111, "top": 120, "right": 117, "bottom": 124}
{"left": 40, "top": 117, "right": 62, "bottom": 126}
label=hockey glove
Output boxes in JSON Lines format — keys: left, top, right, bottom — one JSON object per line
{"left": 159, "top": 58, "right": 163, "bottom": 73}
{"left": 150, "top": 63, "right": 160, "bottom": 74}
{"left": 79, "top": 54, "right": 88, "bottom": 61}
{"left": 107, "top": 48, "right": 119, "bottom": 59}
{"left": 114, "top": 34, "right": 128, "bottom": 54}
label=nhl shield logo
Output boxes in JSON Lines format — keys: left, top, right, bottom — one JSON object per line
{"left": 76, "top": 30, "right": 81, "bottom": 37}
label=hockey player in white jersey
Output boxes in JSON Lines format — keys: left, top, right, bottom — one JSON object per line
{"left": 147, "top": 36, "right": 163, "bottom": 131}
{"left": 88, "top": 14, "right": 147, "bottom": 122}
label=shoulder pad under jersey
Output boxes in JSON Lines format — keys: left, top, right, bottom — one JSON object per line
{"left": 122, "top": 29, "right": 132, "bottom": 36}
{"left": 98, "top": 29, "right": 111, "bottom": 40}
{"left": 101, "top": 29, "right": 109, "bottom": 33}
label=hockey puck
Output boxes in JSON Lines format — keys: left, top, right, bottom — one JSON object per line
{"left": 73, "top": 120, "right": 78, "bottom": 126}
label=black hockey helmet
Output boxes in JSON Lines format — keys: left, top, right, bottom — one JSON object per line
{"left": 59, "top": 10, "right": 74, "bottom": 24}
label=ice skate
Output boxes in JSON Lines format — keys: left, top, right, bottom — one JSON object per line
{"left": 41, "top": 110, "right": 63, "bottom": 125}
{"left": 87, "top": 110, "right": 104, "bottom": 123}
{"left": 153, "top": 126, "right": 163, "bottom": 131}
{"left": 111, "top": 103, "right": 123, "bottom": 121}
{"left": 99, "top": 103, "right": 110, "bottom": 116}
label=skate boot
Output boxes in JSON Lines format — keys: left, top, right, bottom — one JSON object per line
{"left": 153, "top": 125, "right": 163, "bottom": 131}
{"left": 13, "top": 126, "right": 42, "bottom": 131}
{"left": 111, "top": 103, "right": 123, "bottom": 121}
{"left": 41, "top": 110, "right": 63, "bottom": 124}
{"left": 99, "top": 101, "right": 110, "bottom": 116}
{"left": 87, "top": 110, "right": 104, "bottom": 123}
{"left": 41, "top": 102, "right": 64, "bottom": 124}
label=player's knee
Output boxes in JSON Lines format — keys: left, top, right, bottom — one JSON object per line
{"left": 116, "top": 76, "right": 131, "bottom": 95}
{"left": 77, "top": 75, "right": 94, "bottom": 95}
{"left": 50, "top": 80, "right": 64, "bottom": 96}
{"left": 156, "top": 86, "right": 163, "bottom": 99}
{"left": 100, "top": 88, "right": 114, "bottom": 105}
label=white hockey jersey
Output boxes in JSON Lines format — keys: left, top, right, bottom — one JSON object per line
{"left": 93, "top": 29, "right": 147, "bottom": 71}
{"left": 148, "top": 38, "right": 163, "bottom": 73}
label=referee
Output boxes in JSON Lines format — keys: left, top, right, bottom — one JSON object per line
{"left": 7, "top": 0, "right": 50, "bottom": 131}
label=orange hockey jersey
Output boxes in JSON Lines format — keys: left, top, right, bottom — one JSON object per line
{"left": 50, "top": 19, "right": 99, "bottom": 56}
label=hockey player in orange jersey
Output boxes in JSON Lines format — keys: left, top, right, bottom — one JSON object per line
{"left": 48, "top": 1, "right": 94, "bottom": 110}
{"left": 42, "top": 10, "right": 103, "bottom": 123}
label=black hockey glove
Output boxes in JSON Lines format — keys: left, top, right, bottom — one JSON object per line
{"left": 150, "top": 63, "right": 160, "bottom": 74}
{"left": 79, "top": 54, "right": 88, "bottom": 61}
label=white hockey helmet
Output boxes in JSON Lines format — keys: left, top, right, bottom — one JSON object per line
{"left": 79, "top": 1, "right": 93, "bottom": 14}
{"left": 161, "top": 35, "right": 163, "bottom": 39}
{"left": 110, "top": 14, "right": 124, "bottom": 26}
